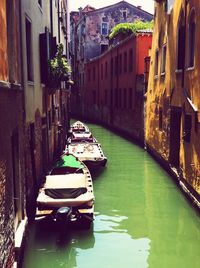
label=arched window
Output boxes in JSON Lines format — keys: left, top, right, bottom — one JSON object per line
{"left": 177, "top": 10, "right": 185, "bottom": 70}
{"left": 188, "top": 8, "right": 196, "bottom": 68}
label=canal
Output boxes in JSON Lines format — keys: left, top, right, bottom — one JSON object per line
{"left": 22, "top": 122, "right": 200, "bottom": 268}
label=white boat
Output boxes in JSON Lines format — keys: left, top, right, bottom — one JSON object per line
{"left": 69, "top": 121, "right": 90, "bottom": 134}
{"left": 67, "top": 131, "right": 97, "bottom": 144}
{"left": 36, "top": 154, "right": 94, "bottom": 226}
{"left": 64, "top": 142, "right": 107, "bottom": 171}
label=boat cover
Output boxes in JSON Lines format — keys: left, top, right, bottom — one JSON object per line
{"left": 54, "top": 154, "right": 84, "bottom": 169}
{"left": 45, "top": 187, "right": 87, "bottom": 199}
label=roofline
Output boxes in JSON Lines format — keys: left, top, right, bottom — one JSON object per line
{"left": 85, "top": 1, "right": 153, "bottom": 17}
{"left": 86, "top": 31, "right": 152, "bottom": 64}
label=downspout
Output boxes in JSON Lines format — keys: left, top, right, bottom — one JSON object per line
{"left": 98, "top": 57, "right": 100, "bottom": 121}
{"left": 50, "top": 0, "right": 53, "bottom": 36}
{"left": 181, "top": 0, "right": 189, "bottom": 89}
{"left": 110, "top": 49, "right": 113, "bottom": 124}
{"left": 19, "top": 0, "right": 25, "bottom": 122}
{"left": 58, "top": 0, "right": 60, "bottom": 43}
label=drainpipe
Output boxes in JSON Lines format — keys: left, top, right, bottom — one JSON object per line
{"left": 182, "top": 0, "right": 189, "bottom": 89}
{"left": 98, "top": 57, "right": 100, "bottom": 121}
{"left": 110, "top": 49, "right": 113, "bottom": 124}
{"left": 58, "top": 0, "right": 60, "bottom": 43}
{"left": 50, "top": 0, "right": 53, "bottom": 36}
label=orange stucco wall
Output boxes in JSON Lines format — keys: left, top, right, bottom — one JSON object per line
{"left": 0, "top": 0, "right": 8, "bottom": 81}
{"left": 146, "top": 0, "right": 200, "bottom": 199}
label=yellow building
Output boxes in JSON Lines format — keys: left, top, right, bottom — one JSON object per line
{"left": 146, "top": 0, "right": 200, "bottom": 207}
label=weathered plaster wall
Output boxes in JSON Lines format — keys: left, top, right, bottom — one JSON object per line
{"left": 146, "top": 0, "right": 200, "bottom": 202}
{"left": 0, "top": 0, "right": 8, "bottom": 81}
{"left": 84, "top": 2, "right": 153, "bottom": 60}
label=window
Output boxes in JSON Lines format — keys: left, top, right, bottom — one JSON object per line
{"left": 25, "top": 17, "right": 33, "bottom": 81}
{"left": 105, "top": 90, "right": 108, "bottom": 105}
{"left": 102, "top": 23, "right": 108, "bottom": 35}
{"left": 167, "top": 0, "right": 175, "bottom": 14}
{"left": 177, "top": 11, "right": 185, "bottom": 70}
{"left": 115, "top": 88, "right": 118, "bottom": 108}
{"left": 119, "top": 54, "right": 122, "bottom": 74}
{"left": 88, "top": 69, "right": 91, "bottom": 81}
{"left": 154, "top": 50, "right": 159, "bottom": 76}
{"left": 38, "top": 0, "right": 42, "bottom": 7}
{"left": 115, "top": 56, "right": 118, "bottom": 76}
{"left": 93, "top": 90, "right": 96, "bottom": 104}
{"left": 124, "top": 52, "right": 127, "bottom": 73}
{"left": 161, "top": 45, "right": 167, "bottom": 74}
{"left": 101, "top": 63, "right": 103, "bottom": 79}
{"left": 183, "top": 114, "right": 192, "bottom": 142}
{"left": 124, "top": 88, "right": 127, "bottom": 109}
{"left": 129, "top": 88, "right": 132, "bottom": 109}
{"left": 105, "top": 61, "right": 108, "bottom": 78}
{"left": 129, "top": 49, "right": 133, "bottom": 72}
{"left": 188, "top": 9, "right": 195, "bottom": 68}
{"left": 111, "top": 58, "right": 113, "bottom": 76}
{"left": 111, "top": 89, "right": 113, "bottom": 107}
{"left": 93, "top": 67, "right": 95, "bottom": 81}
{"left": 101, "top": 44, "right": 108, "bottom": 54}
{"left": 123, "top": 11, "right": 127, "bottom": 20}
{"left": 159, "top": 108, "right": 163, "bottom": 130}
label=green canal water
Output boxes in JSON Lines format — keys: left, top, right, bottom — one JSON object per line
{"left": 22, "top": 123, "right": 200, "bottom": 268}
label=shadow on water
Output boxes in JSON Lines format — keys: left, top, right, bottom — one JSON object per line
{"left": 22, "top": 216, "right": 95, "bottom": 268}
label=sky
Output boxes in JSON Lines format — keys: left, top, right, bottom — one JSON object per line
{"left": 68, "top": 0, "right": 154, "bottom": 14}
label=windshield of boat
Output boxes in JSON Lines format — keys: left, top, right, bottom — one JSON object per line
{"left": 50, "top": 166, "right": 83, "bottom": 175}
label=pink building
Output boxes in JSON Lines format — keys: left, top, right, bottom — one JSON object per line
{"left": 83, "top": 32, "right": 152, "bottom": 144}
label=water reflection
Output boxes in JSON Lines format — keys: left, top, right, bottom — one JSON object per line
{"left": 23, "top": 218, "right": 95, "bottom": 268}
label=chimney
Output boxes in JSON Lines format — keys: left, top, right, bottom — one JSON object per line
{"left": 78, "top": 7, "right": 83, "bottom": 17}
{"left": 137, "top": 6, "right": 142, "bottom": 9}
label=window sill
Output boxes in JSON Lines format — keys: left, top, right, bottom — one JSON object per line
{"left": 160, "top": 72, "right": 165, "bottom": 77}
{"left": 28, "top": 80, "right": 34, "bottom": 86}
{"left": 38, "top": 4, "right": 43, "bottom": 14}
{"left": 186, "top": 66, "right": 195, "bottom": 72}
{"left": 175, "top": 69, "right": 183, "bottom": 74}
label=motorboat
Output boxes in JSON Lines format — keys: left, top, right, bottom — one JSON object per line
{"left": 64, "top": 142, "right": 107, "bottom": 171}
{"left": 36, "top": 154, "right": 94, "bottom": 227}
{"left": 67, "top": 131, "right": 97, "bottom": 144}
{"left": 69, "top": 121, "right": 90, "bottom": 134}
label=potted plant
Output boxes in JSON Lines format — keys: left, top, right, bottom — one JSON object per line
{"left": 48, "top": 43, "right": 71, "bottom": 90}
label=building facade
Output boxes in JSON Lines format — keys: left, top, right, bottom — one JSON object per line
{"left": 0, "top": 1, "right": 25, "bottom": 267}
{"left": 83, "top": 32, "right": 152, "bottom": 144}
{"left": 70, "top": 1, "right": 153, "bottom": 109}
{"left": 0, "top": 1, "right": 71, "bottom": 267}
{"left": 146, "top": 0, "right": 200, "bottom": 207}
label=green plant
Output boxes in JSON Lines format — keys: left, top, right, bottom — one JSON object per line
{"left": 109, "top": 20, "right": 154, "bottom": 40}
{"left": 49, "top": 43, "right": 71, "bottom": 82}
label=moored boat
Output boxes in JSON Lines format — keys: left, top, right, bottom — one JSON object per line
{"left": 69, "top": 121, "right": 90, "bottom": 134}
{"left": 67, "top": 132, "right": 97, "bottom": 144}
{"left": 64, "top": 142, "right": 107, "bottom": 171}
{"left": 36, "top": 154, "right": 94, "bottom": 227}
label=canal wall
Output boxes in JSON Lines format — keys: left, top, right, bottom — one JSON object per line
{"left": 146, "top": 144, "right": 200, "bottom": 213}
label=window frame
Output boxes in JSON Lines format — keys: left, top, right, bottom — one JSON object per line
{"left": 160, "top": 44, "right": 167, "bottom": 75}
{"left": 187, "top": 8, "right": 196, "bottom": 69}
{"left": 101, "top": 22, "right": 108, "bottom": 36}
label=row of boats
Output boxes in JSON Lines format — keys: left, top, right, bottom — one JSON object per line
{"left": 36, "top": 121, "right": 107, "bottom": 228}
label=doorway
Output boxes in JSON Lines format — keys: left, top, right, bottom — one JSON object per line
{"left": 169, "top": 107, "right": 182, "bottom": 167}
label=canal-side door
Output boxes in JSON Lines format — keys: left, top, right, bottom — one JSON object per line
{"left": 169, "top": 107, "right": 182, "bottom": 167}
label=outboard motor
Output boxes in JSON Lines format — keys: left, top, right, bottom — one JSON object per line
{"left": 55, "top": 207, "right": 72, "bottom": 222}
